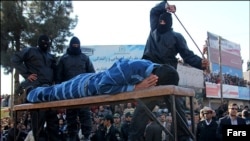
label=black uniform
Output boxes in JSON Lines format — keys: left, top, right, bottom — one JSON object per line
{"left": 56, "top": 36, "right": 95, "bottom": 141}
{"left": 11, "top": 35, "right": 59, "bottom": 141}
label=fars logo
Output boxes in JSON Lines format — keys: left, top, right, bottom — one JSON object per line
{"left": 223, "top": 125, "right": 250, "bottom": 141}
{"left": 227, "top": 129, "right": 246, "bottom": 136}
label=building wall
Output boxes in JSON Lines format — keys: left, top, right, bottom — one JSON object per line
{"left": 243, "top": 70, "right": 250, "bottom": 81}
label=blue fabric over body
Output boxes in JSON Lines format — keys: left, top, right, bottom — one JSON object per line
{"left": 27, "top": 58, "right": 156, "bottom": 103}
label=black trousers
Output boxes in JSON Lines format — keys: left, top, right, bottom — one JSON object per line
{"left": 66, "top": 107, "right": 92, "bottom": 140}
{"left": 31, "top": 109, "right": 60, "bottom": 141}
{"left": 25, "top": 83, "right": 60, "bottom": 141}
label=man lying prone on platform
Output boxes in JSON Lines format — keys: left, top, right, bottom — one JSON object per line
{"left": 26, "top": 58, "right": 179, "bottom": 103}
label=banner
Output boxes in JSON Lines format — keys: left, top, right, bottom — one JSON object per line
{"left": 177, "top": 64, "right": 204, "bottom": 88}
{"left": 207, "top": 32, "right": 243, "bottom": 77}
{"left": 222, "top": 84, "right": 239, "bottom": 98}
{"left": 205, "top": 82, "right": 220, "bottom": 98}
{"left": 205, "top": 82, "right": 249, "bottom": 100}
{"left": 238, "top": 87, "right": 250, "bottom": 100}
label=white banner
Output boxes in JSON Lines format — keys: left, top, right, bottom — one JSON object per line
{"left": 177, "top": 64, "right": 204, "bottom": 88}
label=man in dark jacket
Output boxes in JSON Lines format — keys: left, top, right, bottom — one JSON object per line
{"left": 129, "top": 1, "right": 209, "bottom": 141}
{"left": 217, "top": 103, "right": 246, "bottom": 141}
{"left": 142, "top": 2, "right": 208, "bottom": 70}
{"left": 196, "top": 107, "right": 218, "bottom": 141}
{"left": 103, "top": 114, "right": 122, "bottom": 141}
{"left": 11, "top": 35, "right": 56, "bottom": 90}
{"left": 56, "top": 36, "right": 95, "bottom": 141}
{"left": 121, "top": 112, "right": 133, "bottom": 141}
{"left": 90, "top": 115, "right": 106, "bottom": 141}
{"left": 11, "top": 35, "right": 59, "bottom": 141}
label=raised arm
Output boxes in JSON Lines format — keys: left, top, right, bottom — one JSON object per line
{"left": 150, "top": 1, "right": 176, "bottom": 31}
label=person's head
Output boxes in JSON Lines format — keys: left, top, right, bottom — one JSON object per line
{"left": 157, "top": 12, "right": 172, "bottom": 34}
{"left": 228, "top": 103, "right": 238, "bottom": 117}
{"left": 166, "top": 115, "right": 172, "bottom": 123}
{"left": 159, "top": 113, "right": 167, "bottom": 122}
{"left": 38, "top": 35, "right": 50, "bottom": 52}
{"left": 242, "top": 110, "right": 249, "bottom": 118}
{"left": 244, "top": 105, "right": 249, "bottom": 110}
{"left": 125, "top": 112, "right": 133, "bottom": 122}
{"left": 68, "top": 36, "right": 81, "bottom": 55}
{"left": 153, "top": 64, "right": 179, "bottom": 85}
{"left": 126, "top": 103, "right": 133, "bottom": 108}
{"left": 202, "top": 106, "right": 213, "bottom": 120}
{"left": 58, "top": 118, "right": 64, "bottom": 125}
{"left": 103, "top": 114, "right": 114, "bottom": 127}
{"left": 113, "top": 113, "right": 121, "bottom": 123}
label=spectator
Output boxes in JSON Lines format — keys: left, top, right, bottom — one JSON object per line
{"left": 113, "top": 113, "right": 122, "bottom": 132}
{"left": 196, "top": 107, "right": 218, "bottom": 141}
{"left": 103, "top": 114, "right": 122, "bottom": 141}
{"left": 98, "top": 106, "right": 112, "bottom": 117}
{"left": 121, "top": 112, "right": 133, "bottom": 141}
{"left": 123, "top": 103, "right": 135, "bottom": 115}
{"left": 217, "top": 103, "right": 246, "bottom": 141}
{"left": 90, "top": 114, "right": 105, "bottom": 141}
{"left": 242, "top": 110, "right": 250, "bottom": 125}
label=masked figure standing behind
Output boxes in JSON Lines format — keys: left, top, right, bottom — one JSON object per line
{"left": 129, "top": 1, "right": 209, "bottom": 141}
{"left": 11, "top": 35, "right": 59, "bottom": 141}
{"left": 56, "top": 36, "right": 95, "bottom": 141}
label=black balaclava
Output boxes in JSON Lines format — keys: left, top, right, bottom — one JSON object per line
{"left": 38, "top": 35, "right": 50, "bottom": 52}
{"left": 153, "top": 64, "right": 179, "bottom": 86}
{"left": 67, "top": 36, "right": 81, "bottom": 55}
{"left": 157, "top": 12, "right": 173, "bottom": 34}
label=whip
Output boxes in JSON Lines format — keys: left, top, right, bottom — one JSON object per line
{"left": 166, "top": 1, "right": 205, "bottom": 59}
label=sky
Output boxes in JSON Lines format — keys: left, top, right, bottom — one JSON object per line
{"left": 1, "top": 1, "right": 249, "bottom": 95}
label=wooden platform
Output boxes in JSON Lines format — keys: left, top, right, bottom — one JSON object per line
{"left": 13, "top": 85, "right": 196, "bottom": 141}
{"left": 13, "top": 85, "right": 195, "bottom": 111}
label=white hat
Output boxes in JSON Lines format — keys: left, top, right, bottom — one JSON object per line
{"left": 202, "top": 106, "right": 213, "bottom": 113}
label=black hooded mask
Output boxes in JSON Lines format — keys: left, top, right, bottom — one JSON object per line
{"left": 38, "top": 35, "right": 50, "bottom": 52}
{"left": 67, "top": 36, "right": 81, "bottom": 55}
{"left": 157, "top": 12, "right": 173, "bottom": 34}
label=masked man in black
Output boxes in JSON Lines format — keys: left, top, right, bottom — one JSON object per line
{"left": 56, "top": 36, "right": 95, "bottom": 141}
{"left": 11, "top": 35, "right": 59, "bottom": 141}
{"left": 129, "top": 1, "right": 209, "bottom": 141}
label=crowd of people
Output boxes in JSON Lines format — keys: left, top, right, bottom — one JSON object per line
{"left": 1, "top": 102, "right": 250, "bottom": 141}
{"left": 204, "top": 72, "right": 250, "bottom": 87}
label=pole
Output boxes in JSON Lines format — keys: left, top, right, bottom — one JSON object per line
{"left": 218, "top": 36, "right": 223, "bottom": 104}
{"left": 10, "top": 68, "right": 14, "bottom": 119}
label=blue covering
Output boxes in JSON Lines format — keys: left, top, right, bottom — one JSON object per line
{"left": 27, "top": 58, "right": 157, "bottom": 103}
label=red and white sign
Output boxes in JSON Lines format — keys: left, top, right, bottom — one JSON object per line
{"left": 205, "top": 82, "right": 220, "bottom": 98}
{"left": 205, "top": 82, "right": 239, "bottom": 99}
